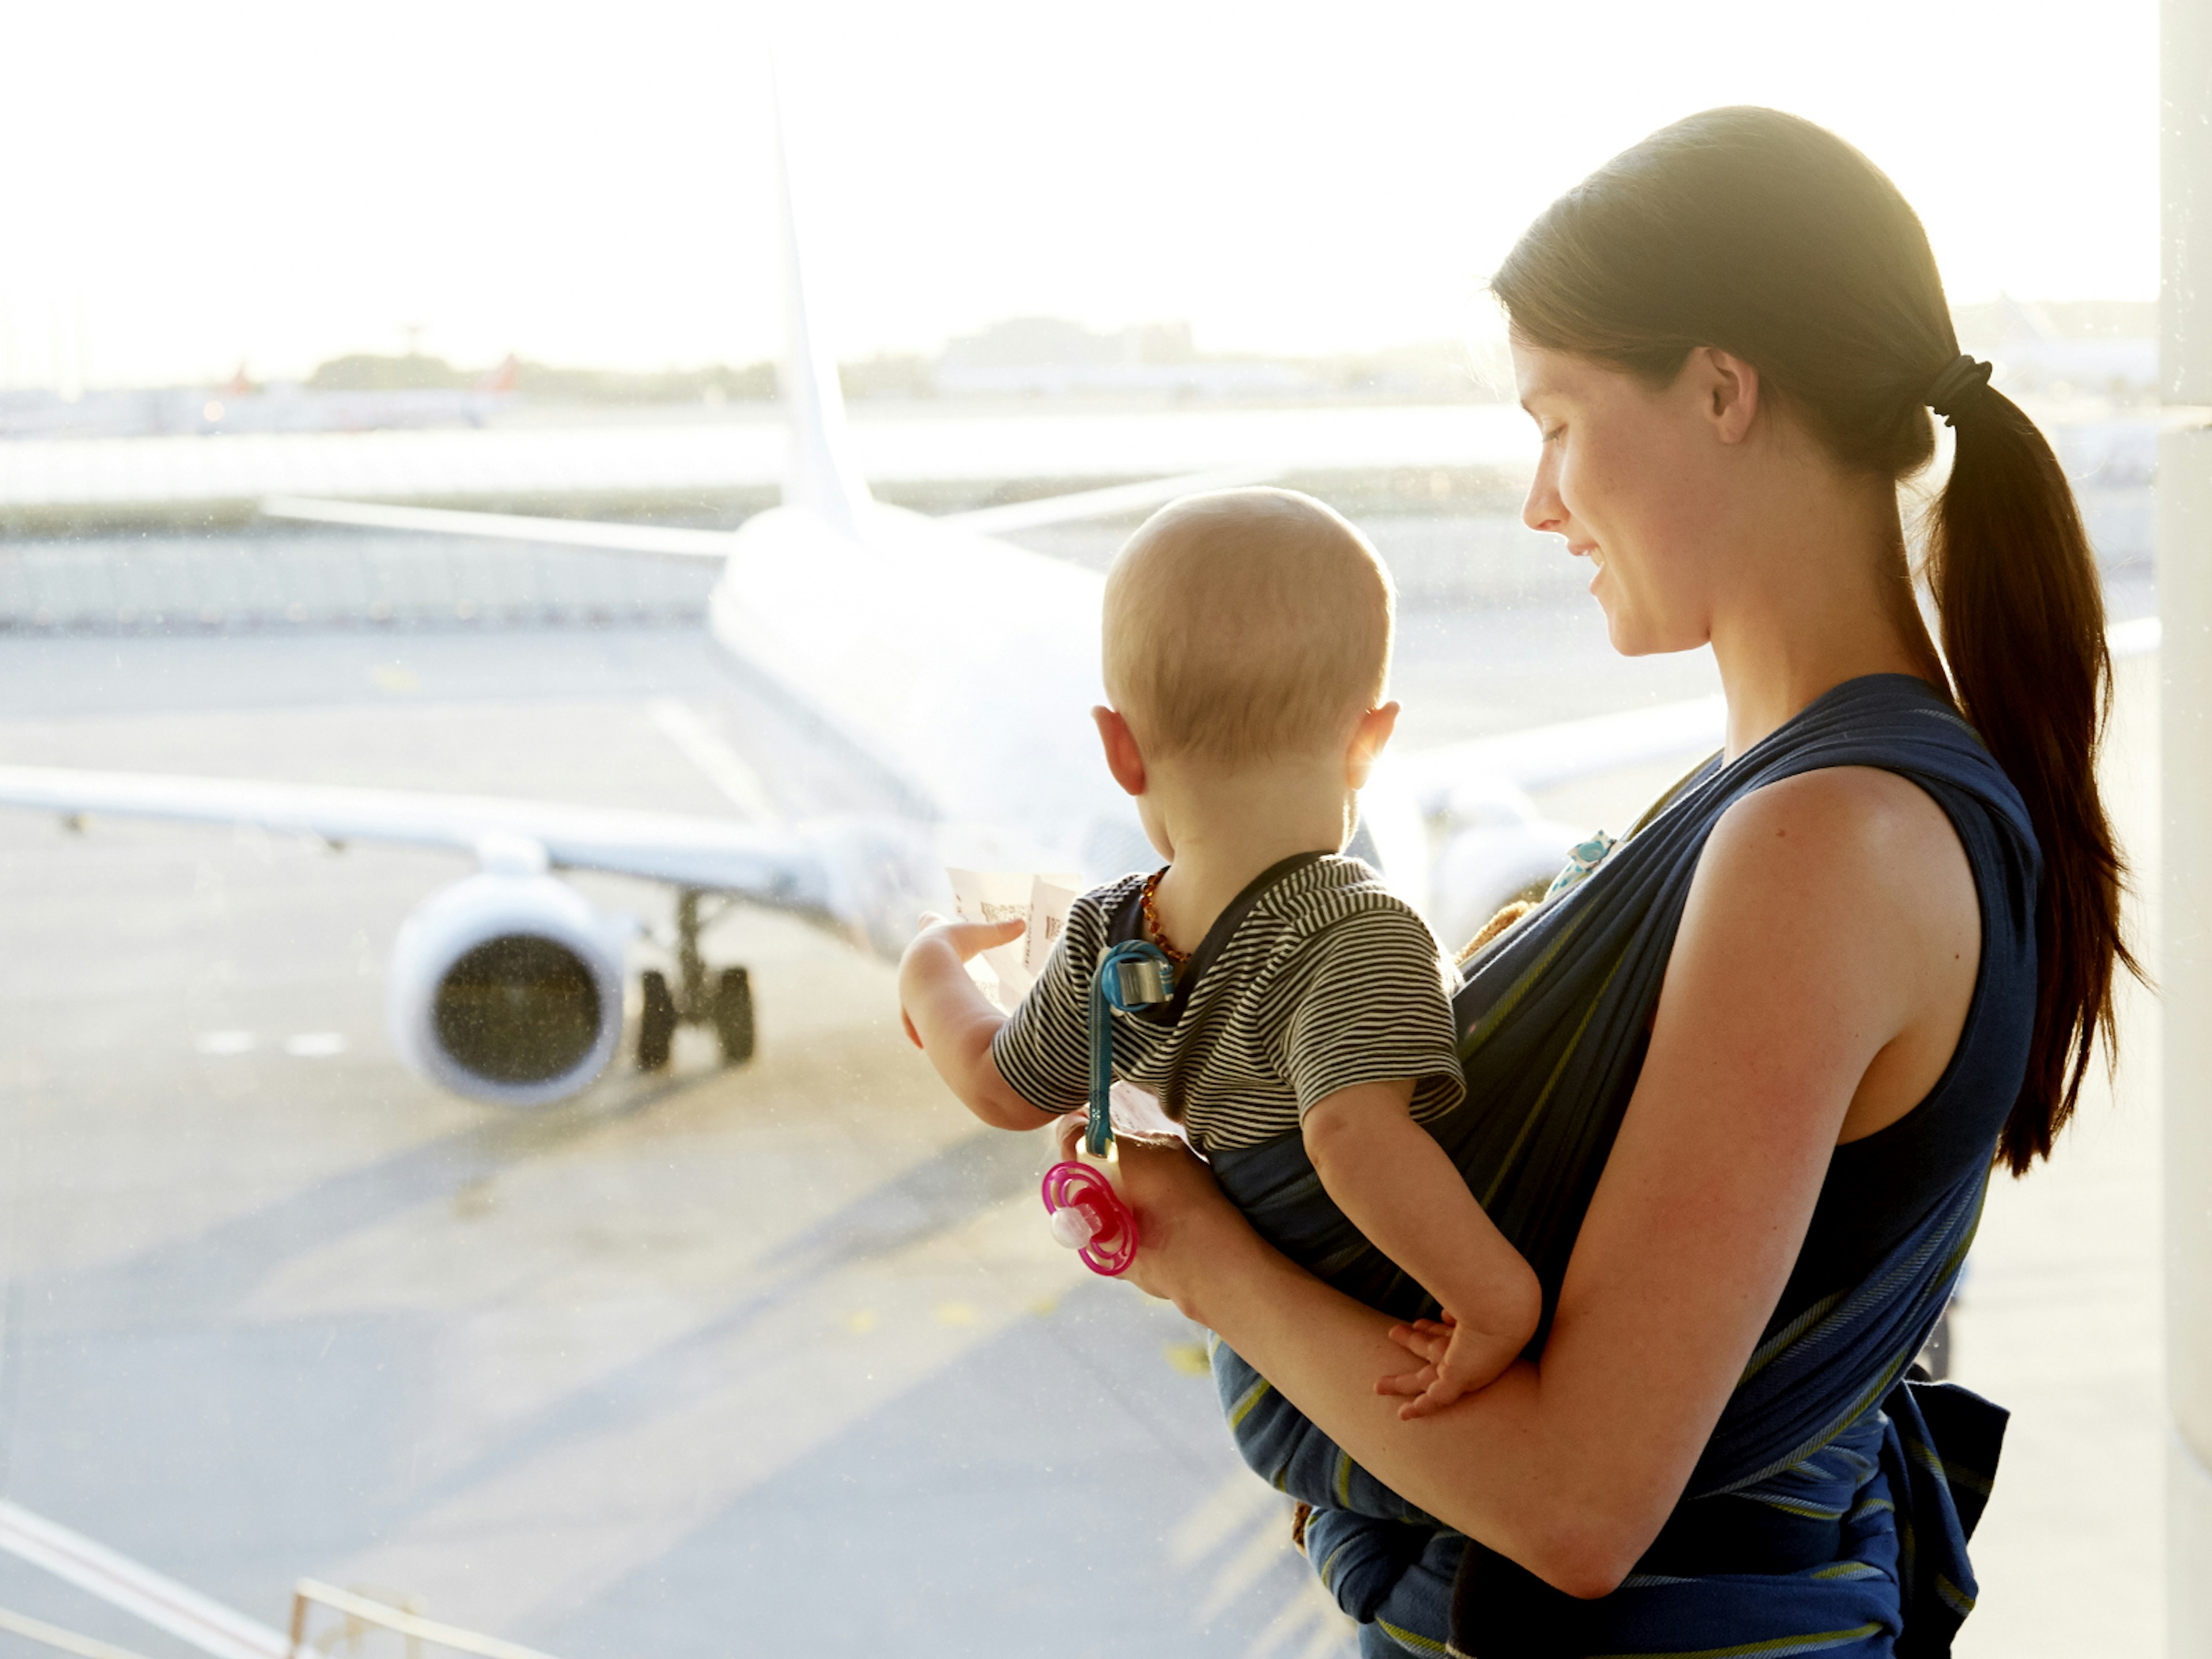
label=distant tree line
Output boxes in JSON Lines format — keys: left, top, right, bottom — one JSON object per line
{"left": 306, "top": 353, "right": 780, "bottom": 401}
{"left": 263, "top": 301, "right": 2176, "bottom": 408}
{"left": 305, "top": 351, "right": 937, "bottom": 403}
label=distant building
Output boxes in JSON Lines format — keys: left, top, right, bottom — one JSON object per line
{"left": 936, "top": 316, "right": 1321, "bottom": 399}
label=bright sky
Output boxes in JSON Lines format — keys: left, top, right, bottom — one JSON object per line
{"left": 0, "top": 0, "right": 2158, "bottom": 387}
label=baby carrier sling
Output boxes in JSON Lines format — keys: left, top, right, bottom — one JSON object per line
{"left": 1213, "top": 675, "right": 2031, "bottom": 1657}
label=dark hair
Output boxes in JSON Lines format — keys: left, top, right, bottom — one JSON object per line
{"left": 1492, "top": 106, "right": 2135, "bottom": 1175}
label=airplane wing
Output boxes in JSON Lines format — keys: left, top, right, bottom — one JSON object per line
{"left": 0, "top": 694, "right": 1730, "bottom": 1002}
{"left": 933, "top": 465, "right": 1282, "bottom": 533}
{"left": 14, "top": 612, "right": 2159, "bottom": 903}
{"left": 0, "top": 765, "right": 851, "bottom": 925}
{"left": 1401, "top": 610, "right": 2162, "bottom": 813}
{"left": 1400, "top": 696, "right": 1728, "bottom": 805}
{"left": 261, "top": 495, "right": 738, "bottom": 560}
{"left": 262, "top": 463, "right": 1286, "bottom": 554}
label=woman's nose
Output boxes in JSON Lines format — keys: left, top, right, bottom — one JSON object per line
{"left": 1522, "top": 467, "right": 1565, "bottom": 535}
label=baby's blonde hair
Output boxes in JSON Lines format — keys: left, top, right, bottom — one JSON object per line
{"left": 1103, "top": 487, "right": 1393, "bottom": 765}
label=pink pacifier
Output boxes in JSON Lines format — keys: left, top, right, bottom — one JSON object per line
{"left": 1041, "top": 1160, "right": 1139, "bottom": 1277}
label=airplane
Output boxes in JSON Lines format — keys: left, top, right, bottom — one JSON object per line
{"left": 9, "top": 97, "right": 2091, "bottom": 1115}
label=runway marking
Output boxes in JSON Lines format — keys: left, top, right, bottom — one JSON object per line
{"left": 193, "top": 1032, "right": 255, "bottom": 1056}
{"left": 308, "top": 1195, "right": 1090, "bottom": 1635}
{"left": 293, "top": 1579, "right": 564, "bottom": 1659}
{"left": 1169, "top": 1471, "right": 1352, "bottom": 1656}
{"left": 0, "top": 1501, "right": 286, "bottom": 1659}
{"left": 644, "top": 699, "right": 778, "bottom": 822}
{"left": 281, "top": 1033, "right": 347, "bottom": 1058}
{"left": 1237, "top": 1576, "right": 1356, "bottom": 1659}
{"left": 0, "top": 1601, "right": 157, "bottom": 1659}
{"left": 1169, "top": 1471, "right": 1283, "bottom": 1568}
{"left": 1199, "top": 1517, "right": 1304, "bottom": 1622}
{"left": 1162, "top": 1339, "right": 1212, "bottom": 1376}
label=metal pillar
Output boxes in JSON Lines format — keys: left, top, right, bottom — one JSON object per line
{"left": 2165, "top": 0, "right": 2212, "bottom": 1646}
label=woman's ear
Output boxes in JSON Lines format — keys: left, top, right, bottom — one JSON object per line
{"left": 1344, "top": 702, "right": 1400, "bottom": 789}
{"left": 1698, "top": 347, "right": 1762, "bottom": 445}
{"left": 1092, "top": 706, "right": 1149, "bottom": 797}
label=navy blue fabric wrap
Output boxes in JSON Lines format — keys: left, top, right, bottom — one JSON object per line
{"left": 1210, "top": 675, "right": 2035, "bottom": 1656}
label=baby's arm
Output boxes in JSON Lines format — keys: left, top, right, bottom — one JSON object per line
{"left": 1303, "top": 1082, "right": 1542, "bottom": 1418}
{"left": 898, "top": 916, "right": 1058, "bottom": 1131}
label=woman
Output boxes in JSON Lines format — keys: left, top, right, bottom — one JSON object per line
{"left": 1096, "top": 107, "right": 2133, "bottom": 1656}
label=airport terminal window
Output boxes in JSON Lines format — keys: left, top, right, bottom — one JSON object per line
{"left": 0, "top": 20, "right": 2164, "bottom": 1658}
{"left": 0, "top": 334, "right": 2160, "bottom": 1659}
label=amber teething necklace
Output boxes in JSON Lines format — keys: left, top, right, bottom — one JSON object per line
{"left": 1137, "top": 869, "right": 1192, "bottom": 970}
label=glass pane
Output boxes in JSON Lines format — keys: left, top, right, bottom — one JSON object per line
{"left": 0, "top": 14, "right": 2164, "bottom": 1658}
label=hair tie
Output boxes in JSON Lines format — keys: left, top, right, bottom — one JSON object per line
{"left": 1925, "top": 354, "right": 1993, "bottom": 426}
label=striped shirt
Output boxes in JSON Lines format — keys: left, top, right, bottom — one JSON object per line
{"left": 990, "top": 853, "right": 1464, "bottom": 1154}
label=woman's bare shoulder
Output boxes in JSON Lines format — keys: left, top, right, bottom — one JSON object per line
{"left": 1700, "top": 764, "right": 1973, "bottom": 931}
{"left": 1638, "top": 761, "right": 1979, "bottom": 1156}
{"left": 1714, "top": 761, "right": 1960, "bottom": 849}
{"left": 1702, "top": 764, "right": 1979, "bottom": 1139}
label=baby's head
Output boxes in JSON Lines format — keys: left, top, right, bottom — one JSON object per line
{"left": 1097, "top": 487, "right": 1397, "bottom": 853}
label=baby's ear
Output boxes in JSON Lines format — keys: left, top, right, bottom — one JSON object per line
{"left": 1344, "top": 702, "right": 1400, "bottom": 789}
{"left": 1092, "top": 706, "right": 1149, "bottom": 797}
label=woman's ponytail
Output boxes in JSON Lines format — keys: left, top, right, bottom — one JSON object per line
{"left": 1492, "top": 106, "right": 2141, "bottom": 1173}
{"left": 1927, "top": 386, "right": 2138, "bottom": 1172}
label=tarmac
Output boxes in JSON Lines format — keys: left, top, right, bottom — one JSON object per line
{"left": 0, "top": 588, "right": 2167, "bottom": 1656}
{"left": 0, "top": 624, "right": 1354, "bottom": 1659}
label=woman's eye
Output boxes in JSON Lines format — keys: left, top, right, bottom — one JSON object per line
{"left": 1541, "top": 425, "right": 1565, "bottom": 445}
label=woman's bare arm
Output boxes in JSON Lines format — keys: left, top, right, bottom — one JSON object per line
{"left": 1117, "top": 767, "right": 1978, "bottom": 1597}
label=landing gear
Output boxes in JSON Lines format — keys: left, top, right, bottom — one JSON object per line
{"left": 634, "top": 889, "right": 757, "bottom": 1071}
{"left": 711, "top": 966, "right": 755, "bottom": 1064}
{"left": 637, "top": 970, "right": 679, "bottom": 1070}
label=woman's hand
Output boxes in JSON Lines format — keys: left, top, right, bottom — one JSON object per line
{"left": 1050, "top": 1114, "right": 1252, "bottom": 1321}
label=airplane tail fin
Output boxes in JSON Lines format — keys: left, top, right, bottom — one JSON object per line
{"left": 770, "top": 63, "right": 870, "bottom": 529}
{"left": 473, "top": 353, "right": 520, "bottom": 395}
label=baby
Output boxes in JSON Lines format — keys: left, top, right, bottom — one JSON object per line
{"left": 897, "top": 487, "right": 1538, "bottom": 1414}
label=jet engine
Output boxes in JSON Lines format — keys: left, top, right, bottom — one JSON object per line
{"left": 387, "top": 870, "right": 631, "bottom": 1107}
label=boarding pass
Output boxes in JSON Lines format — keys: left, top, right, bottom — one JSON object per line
{"left": 945, "top": 868, "right": 1082, "bottom": 1010}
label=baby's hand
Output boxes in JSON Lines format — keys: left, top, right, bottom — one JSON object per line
{"left": 908, "top": 911, "right": 1025, "bottom": 962}
{"left": 1374, "top": 1311, "right": 1522, "bottom": 1421}
{"left": 897, "top": 912, "right": 1024, "bottom": 1050}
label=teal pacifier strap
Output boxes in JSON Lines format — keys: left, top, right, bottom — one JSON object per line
{"left": 1088, "top": 941, "right": 1175, "bottom": 1156}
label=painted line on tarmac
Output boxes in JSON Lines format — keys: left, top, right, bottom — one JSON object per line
{"left": 645, "top": 699, "right": 779, "bottom": 822}
{"left": 0, "top": 1502, "right": 285, "bottom": 1659}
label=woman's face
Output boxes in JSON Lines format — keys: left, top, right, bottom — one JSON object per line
{"left": 1513, "top": 341, "right": 1746, "bottom": 657}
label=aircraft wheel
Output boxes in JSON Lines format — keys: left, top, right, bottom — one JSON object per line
{"left": 638, "top": 969, "right": 678, "bottom": 1071}
{"left": 713, "top": 966, "right": 755, "bottom": 1066}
